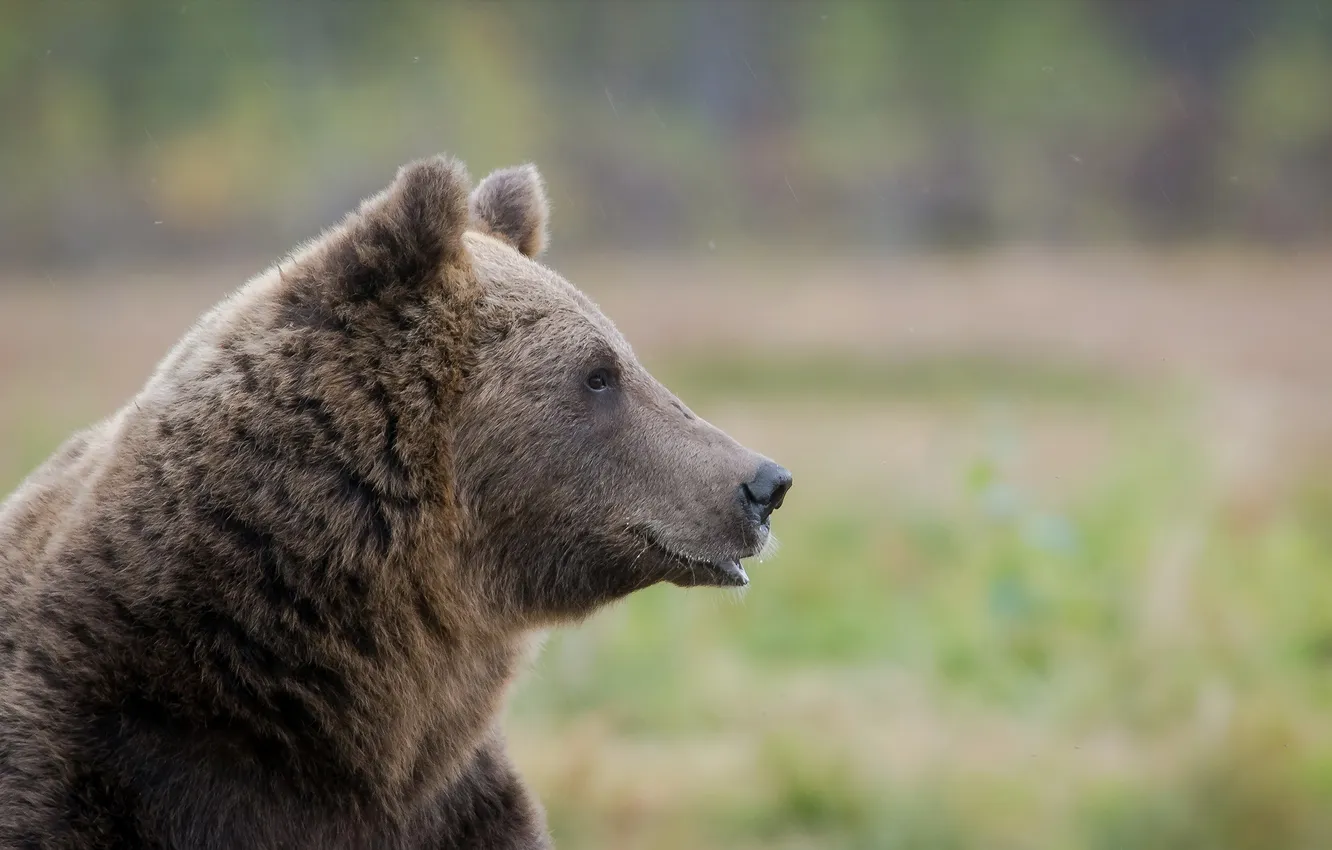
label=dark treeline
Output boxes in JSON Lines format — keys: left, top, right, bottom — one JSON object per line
{"left": 2, "top": 0, "right": 1330, "bottom": 267}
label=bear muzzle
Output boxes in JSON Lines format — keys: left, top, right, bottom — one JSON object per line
{"left": 647, "top": 460, "right": 792, "bottom": 589}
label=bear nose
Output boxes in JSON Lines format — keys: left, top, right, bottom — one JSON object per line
{"left": 741, "top": 461, "right": 793, "bottom": 525}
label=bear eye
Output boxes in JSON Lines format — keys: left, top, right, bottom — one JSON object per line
{"left": 585, "top": 368, "right": 612, "bottom": 392}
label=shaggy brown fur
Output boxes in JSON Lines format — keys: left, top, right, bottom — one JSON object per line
{"left": 0, "top": 155, "right": 790, "bottom": 849}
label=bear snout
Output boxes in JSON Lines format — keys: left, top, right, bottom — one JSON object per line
{"left": 740, "top": 460, "right": 793, "bottom": 527}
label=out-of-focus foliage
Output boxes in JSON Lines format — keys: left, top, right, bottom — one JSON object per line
{"left": 2, "top": 0, "right": 1330, "bottom": 267}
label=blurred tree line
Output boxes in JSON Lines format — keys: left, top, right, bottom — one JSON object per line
{"left": 1, "top": 0, "right": 1330, "bottom": 268}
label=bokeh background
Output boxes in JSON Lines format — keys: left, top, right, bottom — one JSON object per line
{"left": 4, "top": 1, "right": 1332, "bottom": 847}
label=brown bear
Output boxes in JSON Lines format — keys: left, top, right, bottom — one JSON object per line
{"left": 0, "top": 155, "right": 791, "bottom": 849}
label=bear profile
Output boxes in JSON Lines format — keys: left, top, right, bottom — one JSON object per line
{"left": 0, "top": 155, "right": 791, "bottom": 849}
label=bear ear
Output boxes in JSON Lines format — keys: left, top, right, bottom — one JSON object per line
{"left": 334, "top": 155, "right": 472, "bottom": 297}
{"left": 469, "top": 164, "right": 550, "bottom": 258}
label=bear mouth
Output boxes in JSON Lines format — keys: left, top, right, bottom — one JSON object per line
{"left": 635, "top": 534, "right": 753, "bottom": 588}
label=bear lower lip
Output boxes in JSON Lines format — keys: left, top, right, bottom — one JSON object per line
{"left": 671, "top": 555, "right": 748, "bottom": 588}
{"left": 677, "top": 555, "right": 749, "bottom": 587}
{"left": 709, "top": 558, "right": 749, "bottom": 586}
{"left": 636, "top": 533, "right": 752, "bottom": 588}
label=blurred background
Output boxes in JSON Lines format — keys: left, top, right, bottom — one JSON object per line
{"left": 3, "top": 1, "right": 1332, "bottom": 847}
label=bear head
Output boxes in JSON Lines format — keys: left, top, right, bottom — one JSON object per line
{"left": 252, "top": 155, "right": 791, "bottom": 633}
{"left": 455, "top": 164, "right": 791, "bottom": 624}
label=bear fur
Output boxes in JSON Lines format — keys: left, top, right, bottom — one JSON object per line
{"left": 0, "top": 155, "right": 789, "bottom": 849}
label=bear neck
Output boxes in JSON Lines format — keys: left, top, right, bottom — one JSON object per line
{"left": 89, "top": 272, "right": 527, "bottom": 811}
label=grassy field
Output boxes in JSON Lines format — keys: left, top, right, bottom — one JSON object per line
{"left": 3, "top": 253, "right": 1332, "bottom": 848}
